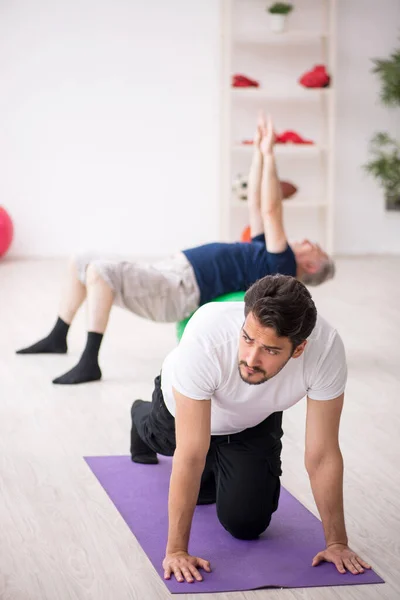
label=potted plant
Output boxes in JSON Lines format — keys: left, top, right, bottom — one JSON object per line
{"left": 365, "top": 44, "right": 400, "bottom": 210}
{"left": 267, "top": 2, "right": 293, "bottom": 34}
{"left": 364, "top": 133, "right": 400, "bottom": 211}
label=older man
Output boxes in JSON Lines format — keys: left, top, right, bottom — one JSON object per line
{"left": 16, "top": 117, "right": 334, "bottom": 385}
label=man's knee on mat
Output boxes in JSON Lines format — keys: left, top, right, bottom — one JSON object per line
{"left": 217, "top": 508, "right": 272, "bottom": 540}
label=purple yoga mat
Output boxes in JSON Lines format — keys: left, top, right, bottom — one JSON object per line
{"left": 85, "top": 455, "right": 383, "bottom": 594}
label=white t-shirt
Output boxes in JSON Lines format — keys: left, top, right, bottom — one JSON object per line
{"left": 161, "top": 302, "right": 347, "bottom": 436}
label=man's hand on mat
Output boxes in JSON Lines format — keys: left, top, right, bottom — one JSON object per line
{"left": 312, "top": 544, "right": 372, "bottom": 575}
{"left": 163, "top": 551, "right": 211, "bottom": 583}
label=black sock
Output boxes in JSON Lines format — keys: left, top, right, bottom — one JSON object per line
{"left": 130, "top": 400, "right": 158, "bottom": 464}
{"left": 52, "top": 332, "right": 103, "bottom": 385}
{"left": 16, "top": 317, "right": 69, "bottom": 354}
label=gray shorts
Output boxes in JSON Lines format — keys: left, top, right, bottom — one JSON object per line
{"left": 75, "top": 252, "right": 200, "bottom": 322}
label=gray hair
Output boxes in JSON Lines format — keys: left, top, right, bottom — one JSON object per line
{"left": 301, "top": 258, "right": 336, "bottom": 287}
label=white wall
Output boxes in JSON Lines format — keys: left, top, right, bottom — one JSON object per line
{"left": 1, "top": 0, "right": 400, "bottom": 258}
{"left": 0, "top": 0, "right": 221, "bottom": 258}
{"left": 334, "top": 0, "right": 400, "bottom": 254}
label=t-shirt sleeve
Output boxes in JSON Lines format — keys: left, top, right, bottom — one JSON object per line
{"left": 171, "top": 341, "right": 220, "bottom": 400}
{"left": 170, "top": 306, "right": 222, "bottom": 400}
{"left": 266, "top": 244, "right": 297, "bottom": 277}
{"left": 307, "top": 332, "right": 347, "bottom": 401}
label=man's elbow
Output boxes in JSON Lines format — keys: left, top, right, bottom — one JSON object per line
{"left": 305, "top": 446, "right": 343, "bottom": 476}
{"left": 261, "top": 205, "right": 282, "bottom": 220}
{"left": 174, "top": 445, "right": 208, "bottom": 471}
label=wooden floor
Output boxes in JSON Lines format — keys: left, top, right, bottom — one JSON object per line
{"left": 1, "top": 257, "right": 399, "bottom": 600}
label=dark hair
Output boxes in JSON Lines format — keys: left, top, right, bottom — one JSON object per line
{"left": 244, "top": 274, "right": 317, "bottom": 349}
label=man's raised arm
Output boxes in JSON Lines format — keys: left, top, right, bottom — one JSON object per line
{"left": 260, "top": 116, "right": 288, "bottom": 253}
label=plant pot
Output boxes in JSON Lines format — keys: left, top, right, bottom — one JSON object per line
{"left": 269, "top": 14, "right": 287, "bottom": 33}
{"left": 385, "top": 193, "right": 400, "bottom": 211}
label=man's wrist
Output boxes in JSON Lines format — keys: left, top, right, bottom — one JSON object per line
{"left": 262, "top": 151, "right": 274, "bottom": 159}
{"left": 166, "top": 548, "right": 188, "bottom": 556}
{"left": 326, "top": 540, "right": 348, "bottom": 549}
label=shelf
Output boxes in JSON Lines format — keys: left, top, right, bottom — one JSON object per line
{"left": 231, "top": 87, "right": 331, "bottom": 100}
{"left": 222, "top": 0, "right": 335, "bottom": 251}
{"left": 232, "top": 144, "right": 325, "bottom": 156}
{"left": 233, "top": 31, "right": 329, "bottom": 46}
{"left": 233, "top": 199, "right": 328, "bottom": 209}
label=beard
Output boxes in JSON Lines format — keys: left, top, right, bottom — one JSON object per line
{"left": 238, "top": 357, "right": 291, "bottom": 386}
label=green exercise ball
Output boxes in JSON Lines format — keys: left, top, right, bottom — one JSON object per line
{"left": 176, "top": 291, "right": 246, "bottom": 341}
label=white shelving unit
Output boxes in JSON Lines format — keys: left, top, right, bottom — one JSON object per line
{"left": 235, "top": 29, "right": 329, "bottom": 45}
{"left": 232, "top": 143, "right": 326, "bottom": 156}
{"left": 219, "top": 0, "right": 336, "bottom": 252}
{"left": 231, "top": 87, "right": 331, "bottom": 99}
{"left": 233, "top": 199, "right": 328, "bottom": 209}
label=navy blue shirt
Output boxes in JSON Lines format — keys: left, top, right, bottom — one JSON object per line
{"left": 182, "top": 234, "right": 297, "bottom": 305}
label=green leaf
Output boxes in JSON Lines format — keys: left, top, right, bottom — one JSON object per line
{"left": 267, "top": 3, "right": 293, "bottom": 15}
{"left": 364, "top": 131, "right": 400, "bottom": 195}
{"left": 371, "top": 46, "right": 400, "bottom": 108}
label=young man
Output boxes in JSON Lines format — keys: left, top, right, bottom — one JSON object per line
{"left": 16, "top": 117, "right": 335, "bottom": 385}
{"left": 130, "top": 274, "right": 371, "bottom": 584}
